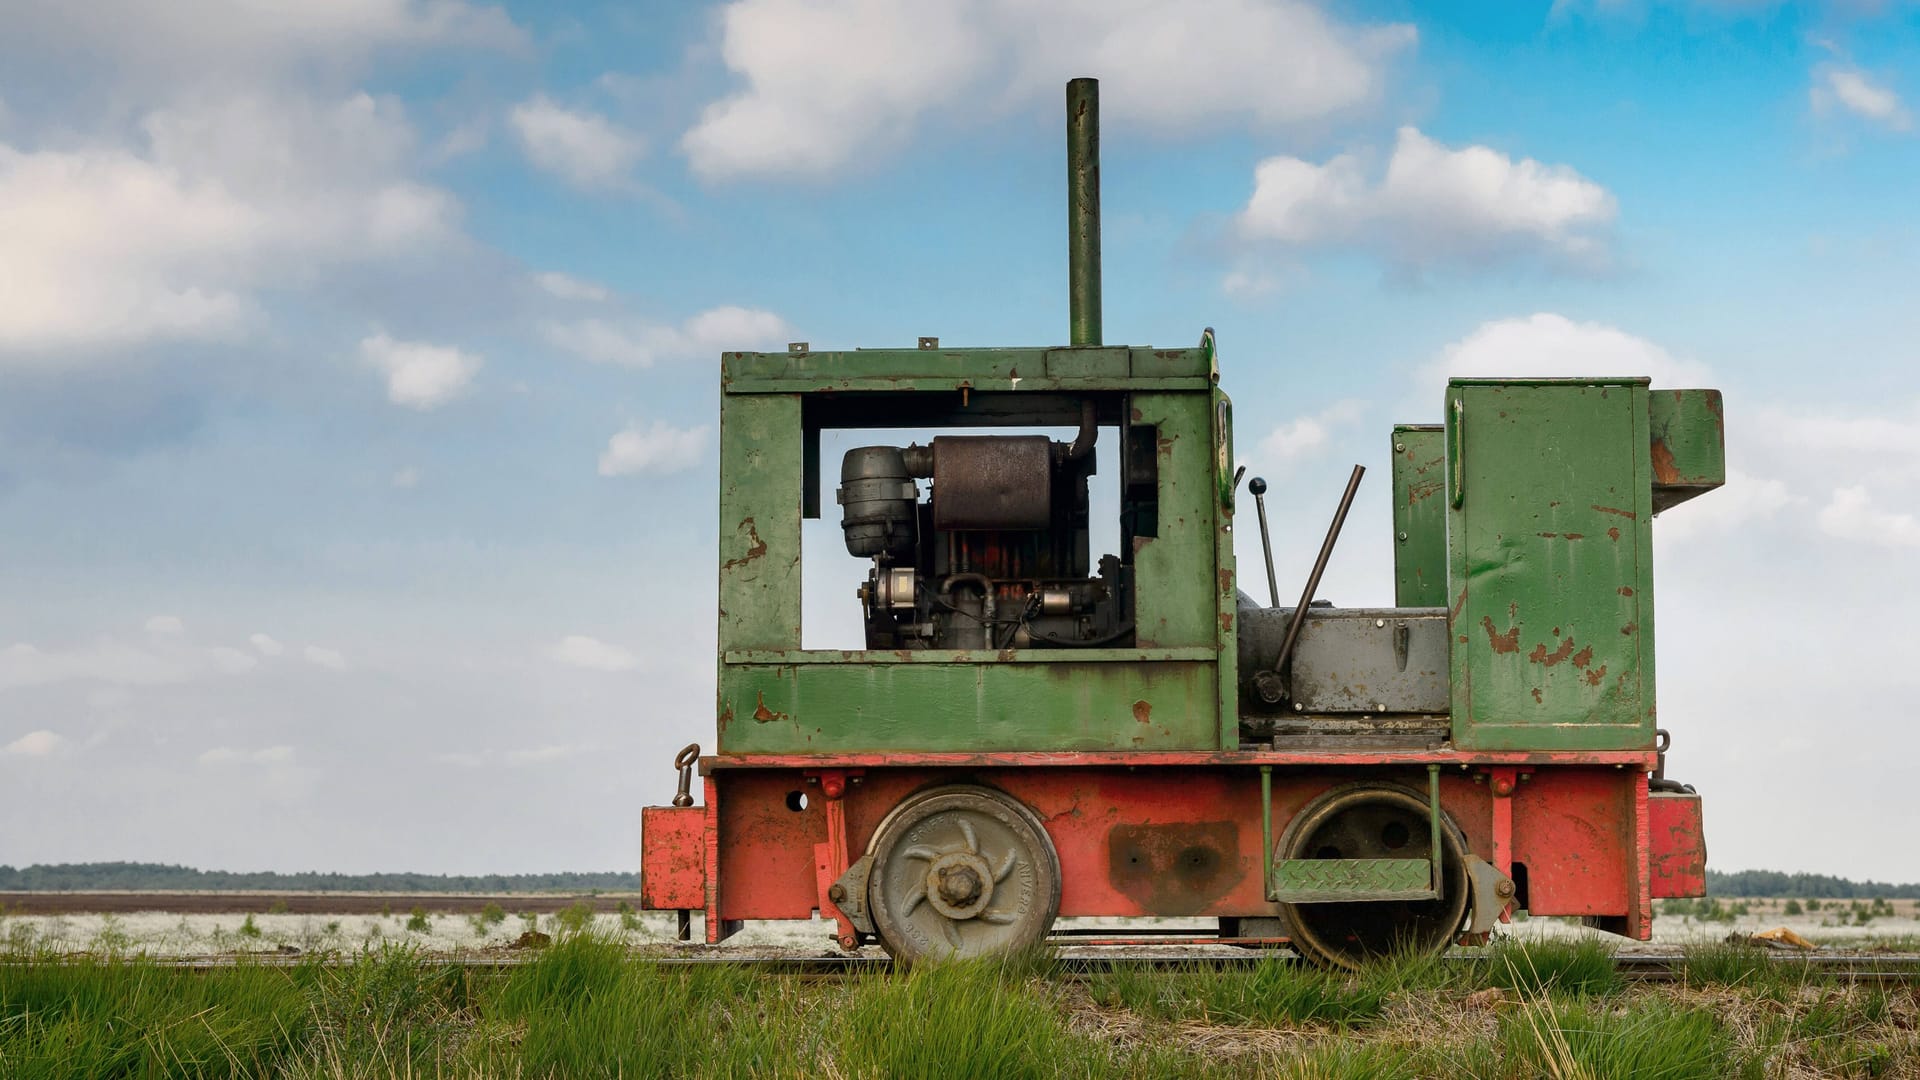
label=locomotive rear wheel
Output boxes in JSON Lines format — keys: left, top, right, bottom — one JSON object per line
{"left": 867, "top": 785, "right": 1061, "bottom": 966}
{"left": 1278, "top": 783, "right": 1472, "bottom": 971}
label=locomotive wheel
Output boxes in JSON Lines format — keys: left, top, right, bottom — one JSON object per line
{"left": 1278, "top": 782, "right": 1472, "bottom": 971}
{"left": 867, "top": 785, "right": 1061, "bottom": 966}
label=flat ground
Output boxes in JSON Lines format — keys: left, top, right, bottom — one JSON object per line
{"left": 2, "top": 934, "right": 1916, "bottom": 1078}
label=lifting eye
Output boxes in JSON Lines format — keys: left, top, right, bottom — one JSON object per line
{"left": 786, "top": 791, "right": 809, "bottom": 812}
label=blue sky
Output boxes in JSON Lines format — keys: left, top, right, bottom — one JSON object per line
{"left": 2, "top": 0, "right": 1917, "bottom": 880}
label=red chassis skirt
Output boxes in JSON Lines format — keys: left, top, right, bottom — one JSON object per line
{"left": 641, "top": 750, "right": 1706, "bottom": 948}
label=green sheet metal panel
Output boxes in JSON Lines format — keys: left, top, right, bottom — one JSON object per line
{"left": 1130, "top": 391, "right": 1218, "bottom": 651}
{"left": 1446, "top": 380, "right": 1656, "bottom": 751}
{"left": 722, "top": 345, "right": 1211, "bottom": 393}
{"left": 716, "top": 658, "right": 1219, "bottom": 752}
{"left": 1212, "top": 387, "right": 1239, "bottom": 750}
{"left": 1648, "top": 389, "right": 1726, "bottom": 512}
{"left": 717, "top": 394, "right": 803, "bottom": 652}
{"left": 1391, "top": 425, "right": 1448, "bottom": 608}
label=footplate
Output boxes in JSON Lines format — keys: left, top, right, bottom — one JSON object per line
{"left": 1270, "top": 857, "right": 1436, "bottom": 902}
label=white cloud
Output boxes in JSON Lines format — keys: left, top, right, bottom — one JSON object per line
{"left": 1818, "top": 486, "right": 1920, "bottom": 548}
{"left": 0, "top": 93, "right": 461, "bottom": 358}
{"left": 549, "top": 635, "right": 639, "bottom": 671}
{"left": 1257, "top": 400, "right": 1366, "bottom": 464}
{"left": 1812, "top": 66, "right": 1911, "bottom": 131}
{"left": 391, "top": 466, "right": 423, "bottom": 489}
{"left": 534, "top": 271, "right": 611, "bottom": 302}
{"left": 1239, "top": 127, "right": 1616, "bottom": 271}
{"left": 598, "top": 422, "right": 710, "bottom": 477}
{"left": 0, "top": 640, "right": 192, "bottom": 689}
{"left": 0, "top": 0, "right": 522, "bottom": 83}
{"left": 683, "top": 0, "right": 1414, "bottom": 179}
{"left": 1654, "top": 468, "right": 1798, "bottom": 541}
{"left": 360, "top": 332, "right": 481, "bottom": 409}
{"left": 3, "top": 730, "right": 68, "bottom": 757}
{"left": 303, "top": 645, "right": 348, "bottom": 670}
{"left": 199, "top": 745, "right": 295, "bottom": 765}
{"left": 543, "top": 305, "right": 790, "bottom": 368}
{"left": 206, "top": 646, "right": 259, "bottom": 673}
{"left": 145, "top": 615, "right": 186, "bottom": 635}
{"left": 248, "top": 633, "right": 285, "bottom": 657}
{"left": 1430, "top": 313, "right": 1712, "bottom": 391}
{"left": 509, "top": 97, "right": 646, "bottom": 190}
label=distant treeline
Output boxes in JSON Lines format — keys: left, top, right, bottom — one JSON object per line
{"left": 1708, "top": 869, "right": 1920, "bottom": 900}
{"left": 0, "top": 862, "right": 637, "bottom": 894}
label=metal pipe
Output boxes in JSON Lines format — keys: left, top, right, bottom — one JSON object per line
{"left": 1269, "top": 464, "right": 1366, "bottom": 684}
{"left": 1066, "top": 77, "right": 1101, "bottom": 347}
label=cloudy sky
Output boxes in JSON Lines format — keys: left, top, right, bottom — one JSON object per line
{"left": 2, "top": 0, "right": 1917, "bottom": 881}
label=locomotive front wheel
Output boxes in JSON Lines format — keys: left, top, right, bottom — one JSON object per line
{"left": 1278, "top": 783, "right": 1472, "bottom": 971}
{"left": 867, "top": 785, "right": 1061, "bottom": 966}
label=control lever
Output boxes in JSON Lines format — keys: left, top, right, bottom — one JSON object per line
{"left": 1253, "top": 464, "right": 1365, "bottom": 705}
{"left": 1249, "top": 477, "right": 1280, "bottom": 608}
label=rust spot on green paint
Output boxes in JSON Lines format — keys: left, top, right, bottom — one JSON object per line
{"left": 1571, "top": 645, "right": 1594, "bottom": 669}
{"left": 1618, "top": 586, "right": 1634, "bottom": 597}
{"left": 1650, "top": 439, "right": 1681, "bottom": 484}
{"left": 1591, "top": 504, "right": 1637, "bottom": 520}
{"left": 1218, "top": 568, "right": 1234, "bottom": 594}
{"left": 1219, "top": 612, "right": 1234, "bottom": 633}
{"left": 1528, "top": 637, "right": 1576, "bottom": 666}
{"left": 1537, "top": 532, "right": 1586, "bottom": 540}
{"left": 1620, "top": 622, "right": 1638, "bottom": 636}
{"left": 1608, "top": 526, "right": 1621, "bottom": 541}
{"left": 721, "top": 517, "right": 768, "bottom": 570}
{"left": 1132, "top": 700, "right": 1152, "bottom": 724}
{"left": 1532, "top": 688, "right": 1543, "bottom": 704}
{"left": 751, "top": 692, "right": 788, "bottom": 724}
{"left": 1585, "top": 664, "right": 1609, "bottom": 687}
{"left": 1481, "top": 616, "right": 1521, "bottom": 654}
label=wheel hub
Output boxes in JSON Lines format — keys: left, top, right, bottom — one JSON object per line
{"left": 927, "top": 851, "right": 994, "bottom": 918}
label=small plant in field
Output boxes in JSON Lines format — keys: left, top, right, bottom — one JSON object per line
{"left": 239, "top": 914, "right": 262, "bottom": 939}
{"left": 325, "top": 920, "right": 342, "bottom": 935}
{"left": 406, "top": 907, "right": 432, "bottom": 933}
{"left": 268, "top": 898, "right": 290, "bottom": 914}
{"left": 92, "top": 914, "right": 134, "bottom": 954}
{"left": 1805, "top": 897, "right": 1821, "bottom": 912}
{"left": 4, "top": 919, "right": 36, "bottom": 953}
{"left": 381, "top": 901, "right": 393, "bottom": 919}
{"left": 480, "top": 902, "right": 506, "bottom": 927}
{"left": 552, "top": 901, "right": 596, "bottom": 936}
{"left": 519, "top": 911, "right": 538, "bottom": 931}
{"left": 1783, "top": 898, "right": 1804, "bottom": 916}
{"left": 617, "top": 900, "right": 642, "bottom": 933}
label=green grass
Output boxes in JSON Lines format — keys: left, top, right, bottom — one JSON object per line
{"left": 0, "top": 938, "right": 1909, "bottom": 1078}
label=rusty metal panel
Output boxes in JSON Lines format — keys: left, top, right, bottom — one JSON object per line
{"left": 1648, "top": 791, "right": 1707, "bottom": 899}
{"left": 930, "top": 435, "right": 1052, "bottom": 529}
{"left": 1289, "top": 608, "right": 1449, "bottom": 713}
{"left": 717, "top": 393, "right": 803, "bottom": 652}
{"left": 1130, "top": 391, "right": 1218, "bottom": 651}
{"left": 717, "top": 659, "right": 1219, "bottom": 753}
{"left": 1447, "top": 380, "right": 1655, "bottom": 752}
{"left": 1508, "top": 768, "right": 1633, "bottom": 916}
{"left": 640, "top": 806, "right": 706, "bottom": 910}
{"left": 1391, "top": 425, "right": 1448, "bottom": 607}
{"left": 1648, "top": 389, "right": 1726, "bottom": 513}
{"left": 721, "top": 346, "right": 1212, "bottom": 393}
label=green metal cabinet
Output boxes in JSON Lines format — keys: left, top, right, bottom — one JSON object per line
{"left": 1445, "top": 379, "right": 1656, "bottom": 751}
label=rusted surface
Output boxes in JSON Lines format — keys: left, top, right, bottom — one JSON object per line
{"left": 697, "top": 763, "right": 1642, "bottom": 930}
{"left": 1131, "top": 700, "right": 1151, "bottom": 723}
{"left": 1107, "top": 822, "right": 1243, "bottom": 914}
{"left": 1589, "top": 504, "right": 1637, "bottom": 520}
{"left": 929, "top": 435, "right": 1053, "bottom": 530}
{"left": 1650, "top": 438, "right": 1681, "bottom": 484}
{"left": 1648, "top": 791, "right": 1707, "bottom": 899}
{"left": 1482, "top": 616, "right": 1521, "bottom": 654}
{"left": 1528, "top": 637, "right": 1576, "bottom": 666}
{"left": 642, "top": 806, "right": 707, "bottom": 910}
{"left": 750, "top": 691, "right": 788, "bottom": 724}
{"left": 720, "top": 517, "right": 767, "bottom": 570}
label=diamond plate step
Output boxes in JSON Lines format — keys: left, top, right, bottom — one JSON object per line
{"left": 1269, "top": 858, "right": 1436, "bottom": 902}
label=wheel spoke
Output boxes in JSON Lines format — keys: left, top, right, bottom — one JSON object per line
{"left": 958, "top": 818, "right": 979, "bottom": 855}
{"left": 902, "top": 881, "right": 926, "bottom": 916}
{"left": 941, "top": 917, "right": 963, "bottom": 948}
{"left": 979, "top": 909, "right": 1017, "bottom": 925}
{"left": 992, "top": 847, "right": 1017, "bottom": 882}
{"left": 902, "top": 845, "right": 941, "bottom": 862}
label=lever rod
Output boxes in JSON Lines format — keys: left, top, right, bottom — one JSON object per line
{"left": 1249, "top": 477, "right": 1279, "bottom": 607}
{"left": 1267, "top": 464, "right": 1366, "bottom": 693}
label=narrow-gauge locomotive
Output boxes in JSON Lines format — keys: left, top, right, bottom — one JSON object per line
{"left": 640, "top": 80, "right": 1713, "bottom": 968}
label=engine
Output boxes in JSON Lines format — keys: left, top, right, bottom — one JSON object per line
{"left": 836, "top": 405, "right": 1133, "bottom": 650}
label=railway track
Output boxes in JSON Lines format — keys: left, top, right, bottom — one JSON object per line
{"left": 11, "top": 949, "right": 1920, "bottom": 982}
{"left": 0, "top": 892, "right": 640, "bottom": 916}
